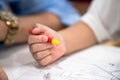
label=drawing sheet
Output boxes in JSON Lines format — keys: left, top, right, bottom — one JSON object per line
{"left": 0, "top": 44, "right": 120, "bottom": 80}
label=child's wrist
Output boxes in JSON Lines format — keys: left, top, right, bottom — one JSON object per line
{"left": 59, "top": 33, "right": 67, "bottom": 56}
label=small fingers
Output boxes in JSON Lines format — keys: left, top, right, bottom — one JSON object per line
{"left": 29, "top": 24, "right": 47, "bottom": 35}
{"left": 38, "top": 55, "right": 52, "bottom": 66}
{"left": 33, "top": 49, "right": 52, "bottom": 60}
{"left": 37, "top": 52, "right": 64, "bottom": 66}
{"left": 30, "top": 43, "right": 52, "bottom": 53}
{"left": 28, "top": 35, "right": 48, "bottom": 44}
{"left": 32, "top": 24, "right": 46, "bottom": 34}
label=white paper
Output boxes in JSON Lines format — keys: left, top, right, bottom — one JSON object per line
{"left": 0, "top": 44, "right": 120, "bottom": 80}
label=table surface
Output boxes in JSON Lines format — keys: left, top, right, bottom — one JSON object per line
{"left": 0, "top": 44, "right": 120, "bottom": 80}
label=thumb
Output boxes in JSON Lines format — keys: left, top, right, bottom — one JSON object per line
{"left": 29, "top": 24, "right": 47, "bottom": 35}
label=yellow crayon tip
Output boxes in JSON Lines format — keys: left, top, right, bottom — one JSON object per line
{"left": 52, "top": 38, "right": 60, "bottom": 45}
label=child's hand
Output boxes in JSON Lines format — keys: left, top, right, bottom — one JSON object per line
{"left": 28, "top": 24, "right": 66, "bottom": 66}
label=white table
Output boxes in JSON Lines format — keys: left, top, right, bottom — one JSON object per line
{"left": 0, "top": 44, "right": 120, "bottom": 80}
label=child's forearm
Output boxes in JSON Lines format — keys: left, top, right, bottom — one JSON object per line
{"left": 59, "top": 21, "right": 97, "bottom": 54}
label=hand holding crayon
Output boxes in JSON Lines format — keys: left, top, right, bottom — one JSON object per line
{"left": 29, "top": 28, "right": 60, "bottom": 45}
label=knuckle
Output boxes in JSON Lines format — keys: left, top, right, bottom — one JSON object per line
{"left": 37, "top": 59, "right": 47, "bottom": 66}
{"left": 30, "top": 44, "right": 35, "bottom": 50}
{"left": 40, "top": 60, "right": 46, "bottom": 66}
{"left": 30, "top": 44, "right": 37, "bottom": 53}
{"left": 28, "top": 36, "right": 32, "bottom": 44}
{"left": 34, "top": 53, "right": 41, "bottom": 60}
{"left": 30, "top": 45, "right": 34, "bottom": 53}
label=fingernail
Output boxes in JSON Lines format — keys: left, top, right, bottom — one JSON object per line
{"left": 42, "top": 36, "right": 48, "bottom": 42}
